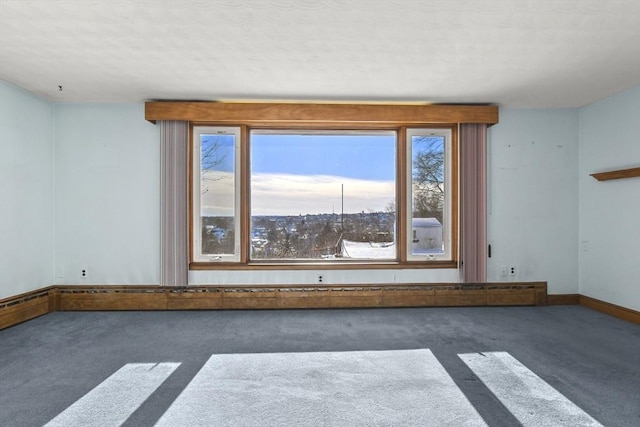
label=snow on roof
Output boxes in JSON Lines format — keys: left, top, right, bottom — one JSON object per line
{"left": 341, "top": 240, "right": 395, "bottom": 259}
{"left": 412, "top": 218, "right": 442, "bottom": 228}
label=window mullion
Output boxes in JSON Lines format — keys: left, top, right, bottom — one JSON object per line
{"left": 397, "top": 127, "right": 408, "bottom": 262}
{"left": 240, "top": 125, "right": 250, "bottom": 263}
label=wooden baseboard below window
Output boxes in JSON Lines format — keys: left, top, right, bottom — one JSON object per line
{"left": 1, "top": 282, "right": 547, "bottom": 330}
{"left": 5, "top": 285, "right": 638, "bottom": 328}
{"left": 6, "top": 285, "right": 637, "bottom": 327}
{"left": 4, "top": 285, "right": 636, "bottom": 330}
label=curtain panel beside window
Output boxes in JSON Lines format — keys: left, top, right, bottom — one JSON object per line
{"left": 460, "top": 123, "right": 488, "bottom": 283}
{"left": 160, "top": 121, "right": 189, "bottom": 286}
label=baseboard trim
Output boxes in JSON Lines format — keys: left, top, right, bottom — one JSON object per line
{"left": 1, "top": 282, "right": 547, "bottom": 329}
{"left": 55, "top": 283, "right": 548, "bottom": 311}
{"left": 0, "top": 287, "right": 54, "bottom": 330}
{"left": 546, "top": 294, "right": 580, "bottom": 305}
{"left": 5, "top": 286, "right": 636, "bottom": 330}
{"left": 579, "top": 295, "right": 640, "bottom": 325}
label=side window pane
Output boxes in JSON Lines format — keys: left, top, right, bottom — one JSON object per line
{"left": 250, "top": 131, "right": 396, "bottom": 261}
{"left": 194, "top": 127, "right": 239, "bottom": 261}
{"left": 409, "top": 131, "right": 448, "bottom": 259}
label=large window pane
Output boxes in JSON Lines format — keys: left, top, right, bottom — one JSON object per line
{"left": 193, "top": 127, "right": 240, "bottom": 261}
{"left": 407, "top": 129, "right": 450, "bottom": 260}
{"left": 250, "top": 131, "right": 396, "bottom": 260}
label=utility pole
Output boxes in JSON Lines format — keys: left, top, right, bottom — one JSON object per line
{"left": 341, "top": 183, "right": 344, "bottom": 232}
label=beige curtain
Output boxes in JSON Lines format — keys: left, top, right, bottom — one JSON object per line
{"left": 460, "top": 124, "right": 488, "bottom": 283}
{"left": 160, "top": 121, "right": 188, "bottom": 286}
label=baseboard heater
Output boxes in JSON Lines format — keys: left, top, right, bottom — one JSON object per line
{"left": 1, "top": 282, "right": 547, "bottom": 330}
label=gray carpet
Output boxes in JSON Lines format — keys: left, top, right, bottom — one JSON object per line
{"left": 1, "top": 306, "right": 639, "bottom": 426}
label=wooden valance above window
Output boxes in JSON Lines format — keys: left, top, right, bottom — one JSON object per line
{"left": 145, "top": 102, "right": 499, "bottom": 126}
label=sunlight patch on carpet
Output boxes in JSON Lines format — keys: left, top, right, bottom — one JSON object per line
{"left": 155, "top": 349, "right": 487, "bottom": 426}
{"left": 45, "top": 363, "right": 180, "bottom": 427}
{"left": 459, "top": 352, "right": 603, "bottom": 427}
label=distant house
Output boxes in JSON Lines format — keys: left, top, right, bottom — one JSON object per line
{"left": 205, "top": 225, "right": 226, "bottom": 240}
{"left": 341, "top": 240, "right": 396, "bottom": 259}
{"left": 339, "top": 217, "right": 443, "bottom": 259}
{"left": 412, "top": 218, "right": 443, "bottom": 254}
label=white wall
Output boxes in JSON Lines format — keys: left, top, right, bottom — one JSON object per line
{"left": 54, "top": 104, "right": 160, "bottom": 285}
{"left": 578, "top": 85, "right": 640, "bottom": 311}
{"left": 487, "top": 109, "right": 579, "bottom": 295}
{"left": 0, "top": 81, "right": 55, "bottom": 299}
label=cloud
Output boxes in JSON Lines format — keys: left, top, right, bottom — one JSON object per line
{"left": 200, "top": 171, "right": 235, "bottom": 217}
{"left": 199, "top": 171, "right": 395, "bottom": 216}
{"left": 252, "top": 173, "right": 394, "bottom": 215}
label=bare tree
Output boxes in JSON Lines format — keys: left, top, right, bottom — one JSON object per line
{"left": 412, "top": 136, "right": 444, "bottom": 223}
{"left": 385, "top": 200, "right": 396, "bottom": 214}
{"left": 199, "top": 135, "right": 233, "bottom": 255}
{"left": 200, "top": 136, "right": 229, "bottom": 194}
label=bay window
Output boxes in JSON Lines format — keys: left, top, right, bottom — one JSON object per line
{"left": 191, "top": 123, "right": 456, "bottom": 268}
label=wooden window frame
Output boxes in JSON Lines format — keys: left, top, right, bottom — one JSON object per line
{"left": 145, "top": 101, "right": 498, "bottom": 271}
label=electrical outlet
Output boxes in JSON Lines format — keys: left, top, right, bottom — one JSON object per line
{"left": 81, "top": 269, "right": 88, "bottom": 279}
{"left": 509, "top": 266, "right": 517, "bottom": 276}
{"left": 318, "top": 275, "right": 323, "bottom": 283}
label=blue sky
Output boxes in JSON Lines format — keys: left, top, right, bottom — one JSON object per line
{"left": 200, "top": 133, "right": 396, "bottom": 180}
{"left": 251, "top": 133, "right": 396, "bottom": 180}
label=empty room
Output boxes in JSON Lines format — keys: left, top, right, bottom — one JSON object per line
{"left": 1, "top": 1, "right": 639, "bottom": 426}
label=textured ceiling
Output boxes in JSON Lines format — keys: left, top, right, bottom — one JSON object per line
{"left": 0, "top": 0, "right": 639, "bottom": 107}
